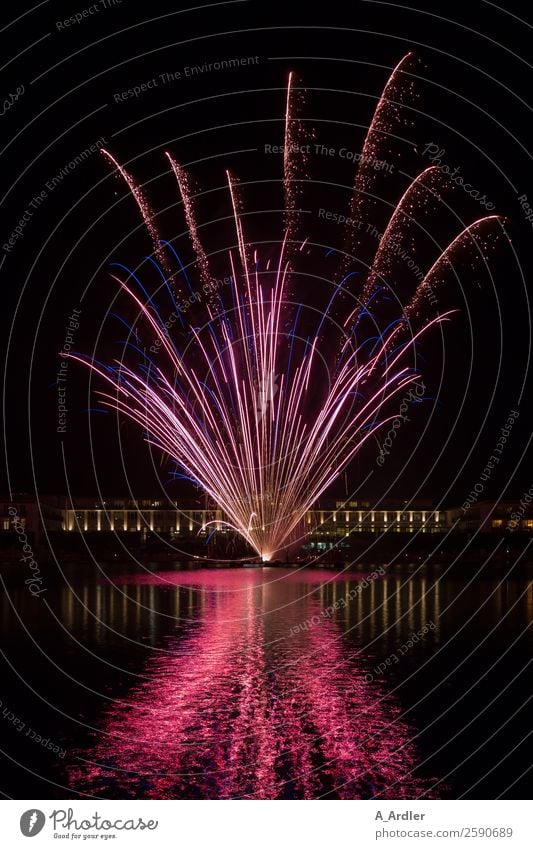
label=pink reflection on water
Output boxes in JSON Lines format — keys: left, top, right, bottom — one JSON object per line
{"left": 69, "top": 569, "right": 438, "bottom": 798}
{"left": 106, "top": 565, "right": 377, "bottom": 589}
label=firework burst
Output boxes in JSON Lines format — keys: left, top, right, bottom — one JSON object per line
{"left": 70, "top": 56, "right": 504, "bottom": 561}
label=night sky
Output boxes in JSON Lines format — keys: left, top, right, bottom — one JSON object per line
{"left": 1, "top": 0, "right": 532, "bottom": 510}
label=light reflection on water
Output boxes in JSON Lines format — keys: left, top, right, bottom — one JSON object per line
{"left": 67, "top": 568, "right": 440, "bottom": 799}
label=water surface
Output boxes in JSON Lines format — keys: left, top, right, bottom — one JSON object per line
{"left": 1, "top": 563, "right": 531, "bottom": 799}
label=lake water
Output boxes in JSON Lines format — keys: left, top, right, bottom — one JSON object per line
{"left": 0, "top": 564, "right": 531, "bottom": 799}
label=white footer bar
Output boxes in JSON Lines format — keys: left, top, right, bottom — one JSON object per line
{"left": 4, "top": 799, "right": 531, "bottom": 848}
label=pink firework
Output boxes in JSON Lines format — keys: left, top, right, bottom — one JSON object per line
{"left": 70, "top": 56, "right": 505, "bottom": 561}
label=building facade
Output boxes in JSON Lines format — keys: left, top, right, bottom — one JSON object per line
{"left": 2, "top": 495, "right": 531, "bottom": 545}
{"left": 0, "top": 494, "right": 64, "bottom": 535}
{"left": 62, "top": 496, "right": 445, "bottom": 539}
{"left": 446, "top": 501, "right": 533, "bottom": 534}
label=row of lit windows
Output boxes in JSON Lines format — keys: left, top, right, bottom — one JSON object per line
{"left": 5, "top": 514, "right": 533, "bottom": 534}
{"left": 68, "top": 509, "right": 440, "bottom": 522}
{"left": 307, "top": 511, "right": 441, "bottom": 524}
{"left": 66, "top": 509, "right": 223, "bottom": 533}
{"left": 492, "top": 519, "right": 533, "bottom": 529}
{"left": 64, "top": 509, "right": 441, "bottom": 535}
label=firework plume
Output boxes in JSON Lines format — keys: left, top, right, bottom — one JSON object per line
{"left": 70, "top": 56, "right": 504, "bottom": 560}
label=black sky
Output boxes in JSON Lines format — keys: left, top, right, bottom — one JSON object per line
{"left": 1, "top": 0, "right": 532, "bottom": 510}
